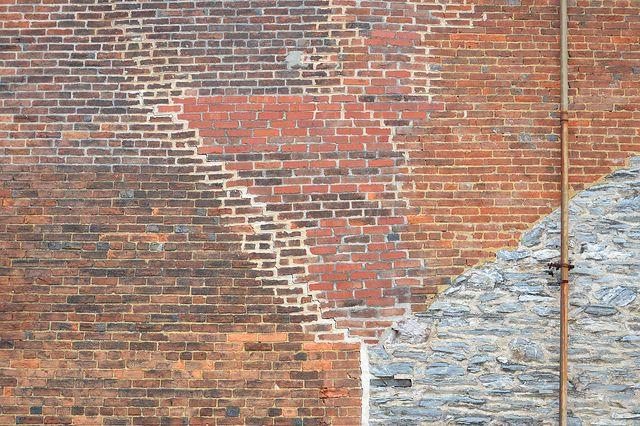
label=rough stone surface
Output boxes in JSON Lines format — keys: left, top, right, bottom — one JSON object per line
{"left": 369, "top": 160, "right": 640, "bottom": 424}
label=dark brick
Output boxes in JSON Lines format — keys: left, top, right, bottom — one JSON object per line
{"left": 225, "top": 407, "right": 240, "bottom": 418}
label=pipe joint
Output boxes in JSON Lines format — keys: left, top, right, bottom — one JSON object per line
{"left": 560, "top": 111, "right": 569, "bottom": 122}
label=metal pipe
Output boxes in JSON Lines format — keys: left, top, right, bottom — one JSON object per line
{"left": 559, "top": 0, "right": 570, "bottom": 424}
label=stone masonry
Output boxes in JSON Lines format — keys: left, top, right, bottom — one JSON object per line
{"left": 368, "top": 158, "right": 640, "bottom": 424}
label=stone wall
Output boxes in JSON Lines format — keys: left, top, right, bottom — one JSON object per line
{"left": 368, "top": 159, "right": 640, "bottom": 424}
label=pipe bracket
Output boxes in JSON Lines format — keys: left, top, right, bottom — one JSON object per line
{"left": 546, "top": 261, "right": 574, "bottom": 276}
{"left": 560, "top": 110, "right": 569, "bottom": 122}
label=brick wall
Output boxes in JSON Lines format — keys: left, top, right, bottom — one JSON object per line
{"left": 0, "top": 1, "right": 361, "bottom": 424}
{"left": 0, "top": 160, "right": 361, "bottom": 424}
{"left": 169, "top": 0, "right": 640, "bottom": 341}
{"left": 1, "top": 0, "right": 639, "bottom": 424}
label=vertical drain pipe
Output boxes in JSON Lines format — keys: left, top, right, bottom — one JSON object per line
{"left": 559, "top": 0, "right": 570, "bottom": 423}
